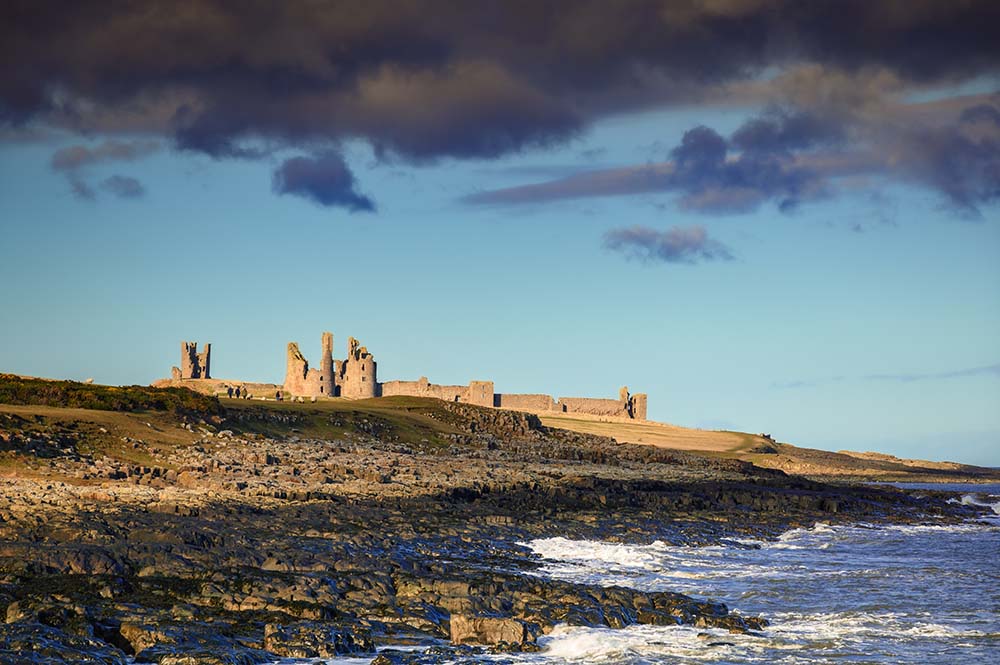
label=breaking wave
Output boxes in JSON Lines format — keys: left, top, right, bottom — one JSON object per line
{"left": 517, "top": 507, "right": 999, "bottom": 663}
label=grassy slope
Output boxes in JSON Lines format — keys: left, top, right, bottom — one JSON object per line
{"left": 538, "top": 413, "right": 762, "bottom": 453}
{"left": 2, "top": 374, "right": 996, "bottom": 482}
{"left": 536, "top": 410, "right": 1000, "bottom": 482}
{"left": 221, "top": 396, "right": 468, "bottom": 448}
{"left": 0, "top": 387, "right": 475, "bottom": 479}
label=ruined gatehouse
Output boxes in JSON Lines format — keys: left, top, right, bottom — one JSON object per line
{"left": 171, "top": 342, "right": 211, "bottom": 380}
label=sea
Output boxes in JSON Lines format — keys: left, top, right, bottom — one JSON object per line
{"left": 296, "top": 483, "right": 1000, "bottom": 664}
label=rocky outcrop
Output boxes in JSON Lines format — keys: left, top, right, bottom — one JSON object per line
{"left": 0, "top": 623, "right": 127, "bottom": 664}
{"left": 263, "top": 622, "right": 374, "bottom": 658}
{"left": 450, "top": 615, "right": 535, "bottom": 646}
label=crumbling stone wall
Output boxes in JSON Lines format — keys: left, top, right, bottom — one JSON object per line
{"left": 380, "top": 378, "right": 496, "bottom": 406}
{"left": 557, "top": 386, "right": 647, "bottom": 420}
{"left": 383, "top": 376, "right": 649, "bottom": 421}
{"left": 174, "top": 342, "right": 210, "bottom": 379}
{"left": 495, "top": 394, "right": 556, "bottom": 411}
{"left": 380, "top": 377, "right": 467, "bottom": 402}
{"left": 557, "top": 397, "right": 624, "bottom": 417}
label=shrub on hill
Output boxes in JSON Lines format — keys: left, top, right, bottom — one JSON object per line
{"left": 0, "top": 374, "right": 223, "bottom": 416}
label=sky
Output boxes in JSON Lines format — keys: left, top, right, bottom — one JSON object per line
{"left": 1, "top": 1, "right": 998, "bottom": 465}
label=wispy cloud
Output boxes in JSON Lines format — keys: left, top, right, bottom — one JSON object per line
{"left": 51, "top": 140, "right": 159, "bottom": 172}
{"left": 772, "top": 363, "right": 1000, "bottom": 389}
{"left": 864, "top": 363, "right": 1000, "bottom": 383}
{"left": 50, "top": 139, "right": 158, "bottom": 201}
{"left": 603, "top": 225, "right": 734, "bottom": 265}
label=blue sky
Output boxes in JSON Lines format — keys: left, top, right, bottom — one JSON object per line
{"left": 1, "top": 2, "right": 998, "bottom": 465}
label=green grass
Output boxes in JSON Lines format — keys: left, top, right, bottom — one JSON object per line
{"left": 222, "top": 396, "right": 468, "bottom": 451}
{"left": 0, "top": 374, "right": 223, "bottom": 416}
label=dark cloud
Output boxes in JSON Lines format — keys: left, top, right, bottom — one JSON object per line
{"left": 730, "top": 109, "right": 845, "bottom": 155}
{"left": 603, "top": 225, "right": 734, "bottom": 264}
{"left": 470, "top": 123, "right": 827, "bottom": 213}
{"left": 960, "top": 104, "right": 1000, "bottom": 126}
{"left": 272, "top": 152, "right": 375, "bottom": 212}
{"left": 466, "top": 96, "right": 1000, "bottom": 216}
{"left": 100, "top": 175, "right": 145, "bottom": 199}
{"left": 2, "top": 1, "right": 997, "bottom": 163}
{"left": 669, "top": 125, "right": 825, "bottom": 212}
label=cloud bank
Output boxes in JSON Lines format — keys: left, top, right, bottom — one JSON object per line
{"left": 1, "top": 2, "right": 997, "bottom": 222}
{"left": 3, "top": 2, "right": 997, "bottom": 160}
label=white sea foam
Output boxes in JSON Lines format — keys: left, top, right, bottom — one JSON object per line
{"left": 518, "top": 519, "right": 999, "bottom": 663}
{"left": 495, "top": 609, "right": 1000, "bottom": 664}
{"left": 960, "top": 493, "right": 1000, "bottom": 515}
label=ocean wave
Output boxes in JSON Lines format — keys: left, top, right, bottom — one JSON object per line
{"left": 505, "top": 611, "right": 998, "bottom": 664}
{"left": 960, "top": 493, "right": 1000, "bottom": 515}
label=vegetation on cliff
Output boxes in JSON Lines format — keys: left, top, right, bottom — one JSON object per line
{"left": 0, "top": 374, "right": 223, "bottom": 417}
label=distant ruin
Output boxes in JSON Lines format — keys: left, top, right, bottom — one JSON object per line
{"left": 171, "top": 342, "right": 211, "bottom": 380}
{"left": 284, "top": 333, "right": 376, "bottom": 399}
{"left": 158, "top": 331, "right": 647, "bottom": 420}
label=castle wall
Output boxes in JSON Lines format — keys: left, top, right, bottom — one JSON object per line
{"left": 152, "top": 378, "right": 281, "bottom": 398}
{"left": 379, "top": 377, "right": 468, "bottom": 402}
{"left": 558, "top": 397, "right": 629, "bottom": 418}
{"left": 495, "top": 393, "right": 556, "bottom": 412}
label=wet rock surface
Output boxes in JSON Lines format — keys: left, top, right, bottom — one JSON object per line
{"left": 0, "top": 401, "right": 988, "bottom": 663}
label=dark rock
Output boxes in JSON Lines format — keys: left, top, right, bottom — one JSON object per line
{"left": 263, "top": 621, "right": 375, "bottom": 658}
{"left": 0, "top": 622, "right": 127, "bottom": 664}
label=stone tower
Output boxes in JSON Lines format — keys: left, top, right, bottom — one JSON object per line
{"left": 340, "top": 336, "right": 377, "bottom": 399}
{"left": 176, "top": 341, "right": 210, "bottom": 379}
{"left": 320, "top": 331, "right": 335, "bottom": 397}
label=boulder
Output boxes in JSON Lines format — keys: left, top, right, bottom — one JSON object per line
{"left": 449, "top": 615, "right": 535, "bottom": 646}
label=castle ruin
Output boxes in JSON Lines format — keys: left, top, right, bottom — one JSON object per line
{"left": 285, "top": 331, "right": 647, "bottom": 420}
{"left": 171, "top": 342, "right": 211, "bottom": 380}
{"left": 284, "top": 333, "right": 376, "bottom": 399}
{"left": 159, "top": 331, "right": 648, "bottom": 421}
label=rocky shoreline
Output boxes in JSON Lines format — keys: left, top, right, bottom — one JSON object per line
{"left": 0, "top": 397, "right": 991, "bottom": 663}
